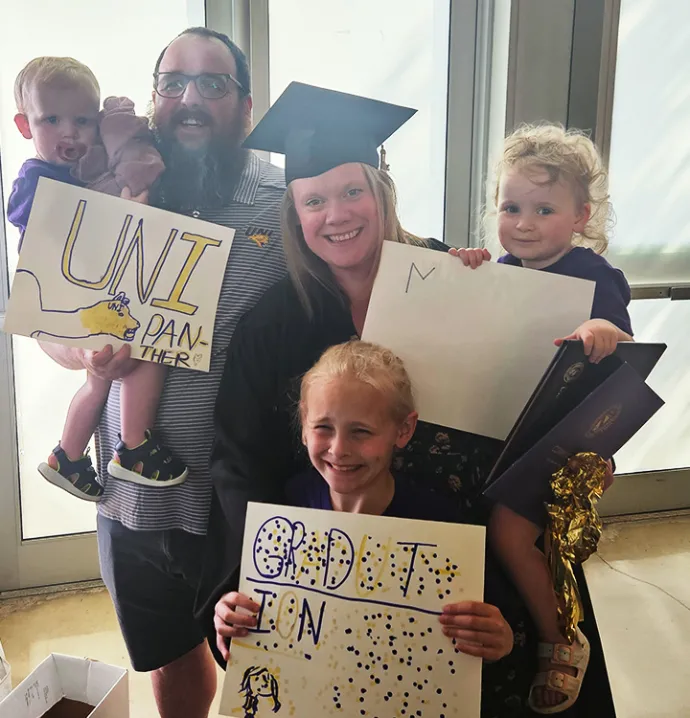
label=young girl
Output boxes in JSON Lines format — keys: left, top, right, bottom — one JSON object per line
{"left": 214, "top": 340, "right": 514, "bottom": 673}
{"left": 486, "top": 123, "right": 632, "bottom": 713}
{"left": 8, "top": 56, "right": 187, "bottom": 501}
{"left": 495, "top": 122, "right": 633, "bottom": 359}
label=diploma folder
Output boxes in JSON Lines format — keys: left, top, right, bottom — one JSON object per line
{"left": 483, "top": 341, "right": 666, "bottom": 525}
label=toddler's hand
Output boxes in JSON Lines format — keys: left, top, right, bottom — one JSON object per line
{"left": 449, "top": 247, "right": 491, "bottom": 269}
{"left": 554, "top": 318, "right": 619, "bottom": 364}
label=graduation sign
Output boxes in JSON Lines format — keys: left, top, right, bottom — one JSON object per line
{"left": 220, "top": 502, "right": 486, "bottom": 718}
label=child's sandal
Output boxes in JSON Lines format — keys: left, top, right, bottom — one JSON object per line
{"left": 528, "top": 627, "right": 590, "bottom": 714}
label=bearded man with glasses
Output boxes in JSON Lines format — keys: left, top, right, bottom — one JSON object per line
{"left": 41, "top": 26, "right": 286, "bottom": 718}
{"left": 150, "top": 38, "right": 256, "bottom": 212}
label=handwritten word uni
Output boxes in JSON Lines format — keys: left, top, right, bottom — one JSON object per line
{"left": 60, "top": 199, "right": 222, "bottom": 317}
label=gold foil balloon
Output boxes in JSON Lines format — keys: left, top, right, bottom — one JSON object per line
{"left": 545, "top": 452, "right": 608, "bottom": 643}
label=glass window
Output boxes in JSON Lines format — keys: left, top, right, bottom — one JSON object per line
{"left": 0, "top": 0, "right": 201, "bottom": 539}
{"left": 607, "top": 0, "right": 690, "bottom": 285}
{"left": 267, "top": 0, "right": 451, "bottom": 241}
{"left": 605, "top": 0, "right": 690, "bottom": 477}
{"left": 614, "top": 299, "right": 690, "bottom": 474}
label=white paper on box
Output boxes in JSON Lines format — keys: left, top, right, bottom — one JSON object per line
{"left": 55, "top": 655, "right": 89, "bottom": 704}
{"left": 0, "top": 654, "right": 60, "bottom": 718}
{"left": 362, "top": 242, "right": 595, "bottom": 440}
{"left": 0, "top": 654, "right": 128, "bottom": 718}
{"left": 54, "top": 655, "right": 126, "bottom": 710}
{"left": 84, "top": 661, "right": 128, "bottom": 712}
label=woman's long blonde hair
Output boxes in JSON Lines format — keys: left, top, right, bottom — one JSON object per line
{"left": 281, "top": 163, "right": 427, "bottom": 316}
{"left": 488, "top": 123, "right": 612, "bottom": 254}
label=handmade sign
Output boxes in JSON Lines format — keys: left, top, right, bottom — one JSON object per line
{"left": 362, "top": 242, "right": 595, "bottom": 440}
{"left": 220, "top": 503, "right": 486, "bottom": 718}
{"left": 4, "top": 178, "right": 235, "bottom": 372}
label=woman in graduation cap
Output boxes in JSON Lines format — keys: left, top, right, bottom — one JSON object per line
{"left": 197, "top": 82, "right": 536, "bottom": 715}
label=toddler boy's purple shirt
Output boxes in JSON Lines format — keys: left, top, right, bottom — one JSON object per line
{"left": 7, "top": 158, "right": 85, "bottom": 250}
{"left": 498, "top": 246, "right": 633, "bottom": 336}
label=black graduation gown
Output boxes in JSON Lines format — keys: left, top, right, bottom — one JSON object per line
{"left": 195, "top": 276, "right": 358, "bottom": 645}
{"left": 196, "top": 241, "right": 449, "bottom": 635}
{"left": 195, "top": 241, "right": 591, "bottom": 716}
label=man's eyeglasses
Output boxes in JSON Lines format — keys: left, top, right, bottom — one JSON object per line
{"left": 153, "top": 72, "right": 245, "bottom": 100}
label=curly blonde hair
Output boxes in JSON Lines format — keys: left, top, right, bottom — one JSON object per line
{"left": 14, "top": 56, "right": 100, "bottom": 114}
{"left": 300, "top": 340, "right": 415, "bottom": 425}
{"left": 282, "top": 164, "right": 427, "bottom": 317}
{"left": 489, "top": 123, "right": 612, "bottom": 254}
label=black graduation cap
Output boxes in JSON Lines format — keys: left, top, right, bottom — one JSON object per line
{"left": 243, "top": 81, "right": 417, "bottom": 184}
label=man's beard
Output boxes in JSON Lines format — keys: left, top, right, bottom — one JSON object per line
{"left": 149, "top": 107, "right": 248, "bottom": 212}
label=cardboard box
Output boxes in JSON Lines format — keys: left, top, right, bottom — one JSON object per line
{"left": 0, "top": 654, "right": 128, "bottom": 718}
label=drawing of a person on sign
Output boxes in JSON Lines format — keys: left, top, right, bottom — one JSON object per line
{"left": 239, "top": 666, "right": 281, "bottom": 717}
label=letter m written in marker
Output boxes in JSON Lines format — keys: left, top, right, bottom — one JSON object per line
{"left": 405, "top": 262, "right": 436, "bottom": 293}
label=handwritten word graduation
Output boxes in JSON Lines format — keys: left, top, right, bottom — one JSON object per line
{"left": 244, "top": 515, "right": 461, "bottom": 651}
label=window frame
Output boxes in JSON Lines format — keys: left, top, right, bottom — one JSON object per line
{"left": 2, "top": 0, "right": 682, "bottom": 592}
{"left": 473, "top": 0, "right": 690, "bottom": 515}
{"left": 0, "top": 0, "right": 212, "bottom": 592}
{"left": 217, "top": 0, "right": 493, "bottom": 246}
{"left": 231, "top": 0, "right": 690, "bottom": 517}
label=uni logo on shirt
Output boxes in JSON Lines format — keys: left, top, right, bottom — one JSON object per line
{"left": 246, "top": 225, "right": 273, "bottom": 247}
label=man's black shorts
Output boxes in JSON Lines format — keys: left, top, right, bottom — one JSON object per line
{"left": 97, "top": 514, "right": 207, "bottom": 672}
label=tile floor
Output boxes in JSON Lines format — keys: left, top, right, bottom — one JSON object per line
{"left": 583, "top": 513, "right": 690, "bottom": 718}
{"left": 1, "top": 513, "right": 688, "bottom": 717}
{"left": 0, "top": 588, "right": 224, "bottom": 718}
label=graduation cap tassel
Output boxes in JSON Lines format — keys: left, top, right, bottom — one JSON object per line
{"left": 379, "top": 144, "right": 390, "bottom": 172}
{"left": 544, "top": 452, "right": 607, "bottom": 643}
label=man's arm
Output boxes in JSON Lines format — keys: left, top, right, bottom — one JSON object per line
{"left": 39, "top": 341, "right": 137, "bottom": 380}
{"left": 39, "top": 341, "right": 84, "bottom": 370}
